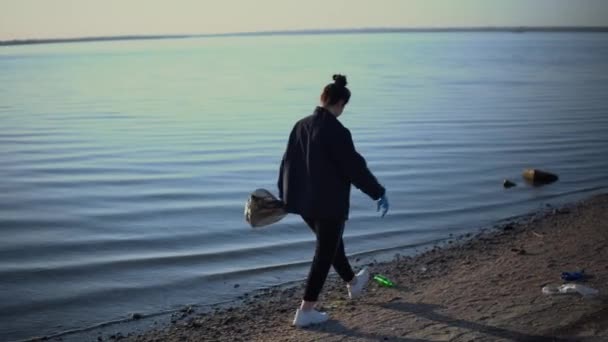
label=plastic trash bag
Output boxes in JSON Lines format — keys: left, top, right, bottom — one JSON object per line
{"left": 244, "top": 189, "right": 287, "bottom": 228}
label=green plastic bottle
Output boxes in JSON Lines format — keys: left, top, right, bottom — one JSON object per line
{"left": 373, "top": 274, "right": 395, "bottom": 287}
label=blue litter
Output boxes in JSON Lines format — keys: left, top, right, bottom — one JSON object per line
{"left": 561, "top": 270, "right": 585, "bottom": 281}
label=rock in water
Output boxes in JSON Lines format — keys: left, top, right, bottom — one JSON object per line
{"left": 503, "top": 179, "right": 517, "bottom": 188}
{"left": 522, "top": 169, "right": 559, "bottom": 185}
{"left": 131, "top": 313, "right": 143, "bottom": 320}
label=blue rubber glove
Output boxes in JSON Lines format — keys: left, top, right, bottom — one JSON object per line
{"left": 377, "top": 194, "right": 389, "bottom": 218}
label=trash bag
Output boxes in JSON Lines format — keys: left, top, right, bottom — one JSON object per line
{"left": 244, "top": 189, "right": 287, "bottom": 228}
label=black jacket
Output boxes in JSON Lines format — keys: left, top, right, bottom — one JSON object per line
{"left": 278, "top": 107, "right": 385, "bottom": 220}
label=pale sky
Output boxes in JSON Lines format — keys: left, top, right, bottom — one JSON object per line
{"left": 1, "top": 0, "right": 607, "bottom": 40}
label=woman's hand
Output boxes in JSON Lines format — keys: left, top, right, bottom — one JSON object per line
{"left": 377, "top": 194, "right": 389, "bottom": 218}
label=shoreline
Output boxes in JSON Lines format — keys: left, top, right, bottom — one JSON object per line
{"left": 27, "top": 194, "right": 608, "bottom": 341}
{"left": 95, "top": 194, "right": 608, "bottom": 341}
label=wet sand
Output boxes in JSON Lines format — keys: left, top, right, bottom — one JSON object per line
{"left": 115, "top": 194, "right": 608, "bottom": 341}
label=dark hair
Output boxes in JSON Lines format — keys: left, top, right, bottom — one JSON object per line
{"left": 320, "top": 74, "right": 351, "bottom": 106}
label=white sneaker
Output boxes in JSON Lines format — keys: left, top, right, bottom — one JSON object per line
{"left": 292, "top": 308, "right": 329, "bottom": 327}
{"left": 347, "top": 267, "right": 370, "bottom": 299}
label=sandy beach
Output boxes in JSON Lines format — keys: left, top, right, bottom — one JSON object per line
{"left": 102, "top": 194, "right": 607, "bottom": 341}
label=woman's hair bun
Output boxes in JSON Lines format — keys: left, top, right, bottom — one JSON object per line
{"left": 332, "top": 74, "right": 348, "bottom": 87}
{"left": 322, "top": 74, "right": 351, "bottom": 105}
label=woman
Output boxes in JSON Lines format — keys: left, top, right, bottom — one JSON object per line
{"left": 278, "top": 74, "right": 389, "bottom": 327}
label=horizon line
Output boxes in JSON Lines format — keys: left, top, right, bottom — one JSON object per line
{"left": 2, "top": 26, "right": 608, "bottom": 47}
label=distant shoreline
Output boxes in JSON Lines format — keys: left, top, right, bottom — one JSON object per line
{"left": 2, "top": 26, "right": 608, "bottom": 47}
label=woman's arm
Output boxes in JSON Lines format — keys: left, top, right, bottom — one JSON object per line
{"left": 329, "top": 127, "right": 385, "bottom": 200}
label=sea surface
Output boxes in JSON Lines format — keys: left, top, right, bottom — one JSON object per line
{"left": 1, "top": 32, "right": 607, "bottom": 341}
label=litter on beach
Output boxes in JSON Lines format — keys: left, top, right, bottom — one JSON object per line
{"left": 373, "top": 274, "right": 395, "bottom": 287}
{"left": 542, "top": 284, "right": 599, "bottom": 297}
{"left": 561, "top": 270, "right": 586, "bottom": 281}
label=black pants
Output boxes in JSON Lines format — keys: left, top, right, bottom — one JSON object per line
{"left": 302, "top": 217, "right": 356, "bottom": 302}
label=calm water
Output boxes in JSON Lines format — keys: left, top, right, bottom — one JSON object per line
{"left": 1, "top": 32, "right": 608, "bottom": 341}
